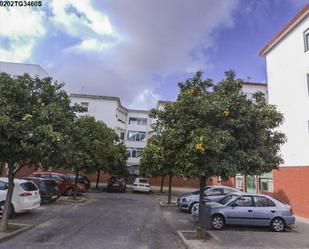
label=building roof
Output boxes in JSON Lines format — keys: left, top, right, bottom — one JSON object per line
{"left": 259, "top": 3, "right": 309, "bottom": 57}
{"left": 242, "top": 81, "right": 267, "bottom": 87}
{"left": 70, "top": 93, "right": 150, "bottom": 113}
{"left": 0, "top": 61, "right": 49, "bottom": 78}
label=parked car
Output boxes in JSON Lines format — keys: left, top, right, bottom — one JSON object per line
{"left": 132, "top": 178, "right": 150, "bottom": 193}
{"left": 106, "top": 176, "right": 126, "bottom": 193}
{"left": 65, "top": 174, "right": 91, "bottom": 189}
{"left": 31, "top": 172, "right": 85, "bottom": 196}
{"left": 192, "top": 192, "right": 295, "bottom": 232}
{"left": 177, "top": 186, "right": 240, "bottom": 212}
{"left": 0, "top": 177, "right": 41, "bottom": 216}
{"left": 21, "top": 177, "right": 61, "bottom": 204}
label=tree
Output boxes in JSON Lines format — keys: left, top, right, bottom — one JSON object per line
{"left": 140, "top": 130, "right": 179, "bottom": 204}
{"left": 0, "top": 73, "right": 78, "bottom": 231}
{"left": 65, "top": 116, "right": 127, "bottom": 193}
{"left": 140, "top": 136, "right": 165, "bottom": 193}
{"left": 151, "top": 71, "right": 285, "bottom": 235}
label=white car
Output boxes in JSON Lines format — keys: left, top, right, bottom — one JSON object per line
{"left": 132, "top": 178, "right": 150, "bottom": 193}
{"left": 0, "top": 177, "right": 41, "bottom": 215}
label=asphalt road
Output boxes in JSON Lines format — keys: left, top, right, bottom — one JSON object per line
{"left": 0, "top": 192, "right": 185, "bottom": 249}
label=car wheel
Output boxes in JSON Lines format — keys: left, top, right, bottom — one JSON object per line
{"left": 64, "top": 187, "right": 75, "bottom": 196}
{"left": 189, "top": 202, "right": 197, "bottom": 213}
{"left": 271, "top": 217, "right": 285, "bottom": 232}
{"left": 211, "top": 214, "right": 225, "bottom": 230}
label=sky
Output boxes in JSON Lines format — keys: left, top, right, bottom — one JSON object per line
{"left": 0, "top": 0, "right": 308, "bottom": 109}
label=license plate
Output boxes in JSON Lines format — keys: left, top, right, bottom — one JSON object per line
{"left": 52, "top": 195, "right": 58, "bottom": 198}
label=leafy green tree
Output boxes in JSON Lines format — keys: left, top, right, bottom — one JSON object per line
{"left": 140, "top": 131, "right": 178, "bottom": 204}
{"left": 0, "top": 73, "right": 78, "bottom": 231}
{"left": 65, "top": 116, "right": 127, "bottom": 193}
{"left": 151, "top": 71, "right": 285, "bottom": 234}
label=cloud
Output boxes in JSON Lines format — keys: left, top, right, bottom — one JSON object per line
{"left": 0, "top": 0, "right": 239, "bottom": 109}
{"left": 129, "top": 89, "right": 163, "bottom": 110}
{"left": 49, "top": 0, "right": 118, "bottom": 52}
{"left": 0, "top": 7, "right": 46, "bottom": 61}
{"left": 46, "top": 0, "right": 239, "bottom": 109}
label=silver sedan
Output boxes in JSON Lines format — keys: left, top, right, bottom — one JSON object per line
{"left": 192, "top": 192, "right": 295, "bottom": 232}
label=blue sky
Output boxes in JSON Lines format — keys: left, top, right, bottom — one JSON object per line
{"left": 0, "top": 0, "right": 308, "bottom": 109}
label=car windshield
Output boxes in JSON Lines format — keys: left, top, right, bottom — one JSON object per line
{"left": 21, "top": 182, "right": 38, "bottom": 191}
{"left": 218, "top": 194, "right": 239, "bottom": 205}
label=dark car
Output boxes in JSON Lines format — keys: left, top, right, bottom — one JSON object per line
{"left": 31, "top": 172, "right": 85, "bottom": 196}
{"left": 106, "top": 177, "right": 126, "bottom": 193}
{"left": 21, "top": 177, "right": 61, "bottom": 204}
{"left": 65, "top": 174, "right": 91, "bottom": 189}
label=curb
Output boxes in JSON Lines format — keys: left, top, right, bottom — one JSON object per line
{"left": 177, "top": 230, "right": 193, "bottom": 249}
{"left": 159, "top": 201, "right": 178, "bottom": 208}
{"left": 0, "top": 223, "right": 33, "bottom": 243}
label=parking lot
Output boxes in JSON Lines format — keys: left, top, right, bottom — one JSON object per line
{"left": 0, "top": 190, "right": 309, "bottom": 249}
{"left": 0, "top": 192, "right": 184, "bottom": 249}
{"left": 159, "top": 193, "right": 309, "bottom": 249}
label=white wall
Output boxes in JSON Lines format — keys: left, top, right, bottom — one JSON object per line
{"left": 71, "top": 96, "right": 118, "bottom": 129}
{"left": 242, "top": 84, "right": 268, "bottom": 100}
{"left": 266, "top": 14, "right": 309, "bottom": 166}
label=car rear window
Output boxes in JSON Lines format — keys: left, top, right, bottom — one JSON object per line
{"left": 21, "top": 182, "right": 38, "bottom": 191}
{"left": 44, "top": 180, "right": 57, "bottom": 187}
{"left": 138, "top": 179, "right": 148, "bottom": 184}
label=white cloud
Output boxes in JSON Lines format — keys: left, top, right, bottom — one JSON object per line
{"left": 129, "top": 89, "right": 163, "bottom": 110}
{"left": 49, "top": 0, "right": 118, "bottom": 52}
{"left": 0, "top": 7, "right": 46, "bottom": 61}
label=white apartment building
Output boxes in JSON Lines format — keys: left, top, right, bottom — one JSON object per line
{"left": 70, "top": 94, "right": 152, "bottom": 174}
{"left": 70, "top": 82, "right": 267, "bottom": 176}
{"left": 259, "top": 3, "right": 309, "bottom": 218}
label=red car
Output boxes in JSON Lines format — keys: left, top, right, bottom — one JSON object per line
{"left": 31, "top": 172, "right": 85, "bottom": 196}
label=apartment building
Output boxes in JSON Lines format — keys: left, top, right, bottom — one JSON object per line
{"left": 71, "top": 81, "right": 267, "bottom": 181}
{"left": 259, "top": 4, "right": 309, "bottom": 218}
{"left": 70, "top": 94, "right": 152, "bottom": 175}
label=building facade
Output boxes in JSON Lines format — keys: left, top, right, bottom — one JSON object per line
{"left": 70, "top": 94, "right": 152, "bottom": 175}
{"left": 71, "top": 82, "right": 267, "bottom": 179}
{"left": 260, "top": 4, "right": 309, "bottom": 218}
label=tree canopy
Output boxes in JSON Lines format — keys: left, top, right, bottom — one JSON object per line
{"left": 0, "top": 73, "right": 79, "bottom": 231}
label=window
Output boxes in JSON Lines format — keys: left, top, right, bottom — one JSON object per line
{"left": 205, "top": 188, "right": 223, "bottom": 196}
{"left": 127, "top": 147, "right": 143, "bottom": 158}
{"left": 129, "top": 117, "right": 148, "bottom": 126}
{"left": 120, "top": 132, "right": 125, "bottom": 140}
{"left": 223, "top": 187, "right": 236, "bottom": 195}
{"left": 259, "top": 178, "right": 274, "bottom": 192}
{"left": 253, "top": 196, "right": 276, "bottom": 207}
{"left": 80, "top": 102, "right": 89, "bottom": 112}
{"left": 233, "top": 196, "right": 253, "bottom": 207}
{"left": 259, "top": 173, "right": 274, "bottom": 192}
{"left": 304, "top": 28, "right": 309, "bottom": 52}
{"left": 21, "top": 182, "right": 38, "bottom": 191}
{"left": 0, "top": 181, "right": 8, "bottom": 190}
{"left": 235, "top": 175, "right": 243, "bottom": 189}
{"left": 127, "top": 131, "right": 147, "bottom": 142}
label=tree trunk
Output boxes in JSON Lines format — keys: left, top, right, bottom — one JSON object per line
{"left": 198, "top": 175, "right": 207, "bottom": 237}
{"left": 160, "top": 171, "right": 164, "bottom": 193}
{"left": 167, "top": 172, "right": 173, "bottom": 204}
{"left": 95, "top": 170, "right": 100, "bottom": 190}
{"left": 74, "top": 169, "right": 79, "bottom": 200}
{"left": 0, "top": 162, "right": 15, "bottom": 232}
